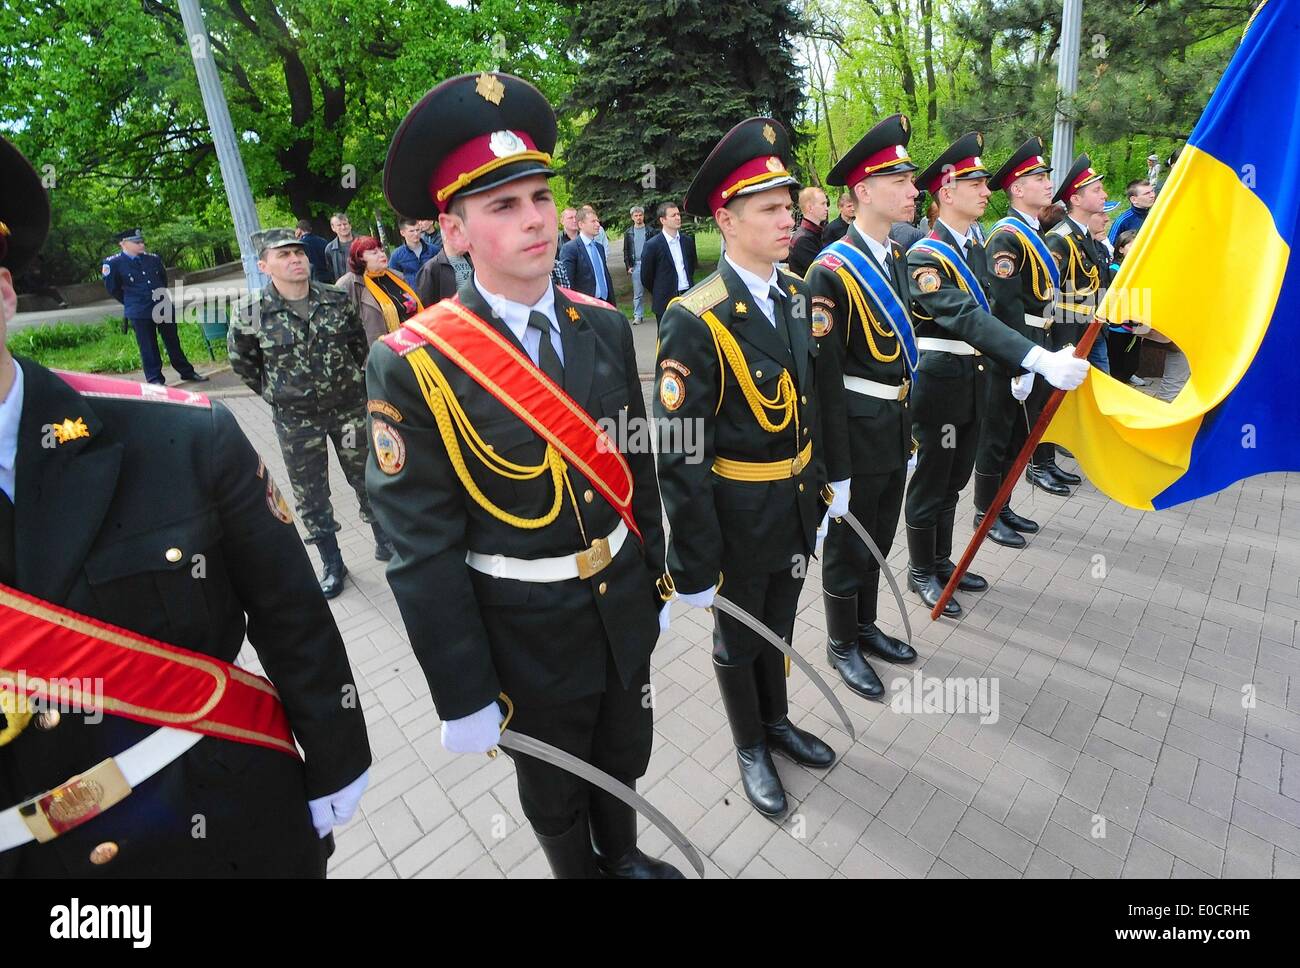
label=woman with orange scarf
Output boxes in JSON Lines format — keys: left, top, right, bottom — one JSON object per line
{"left": 336, "top": 236, "right": 424, "bottom": 346}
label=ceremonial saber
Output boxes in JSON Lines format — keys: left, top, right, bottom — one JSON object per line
{"left": 707, "top": 595, "right": 856, "bottom": 741}
{"left": 930, "top": 319, "right": 1105, "bottom": 620}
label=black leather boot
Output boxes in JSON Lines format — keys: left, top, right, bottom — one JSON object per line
{"left": 535, "top": 813, "right": 599, "bottom": 879}
{"left": 973, "top": 471, "right": 1025, "bottom": 548}
{"left": 907, "top": 523, "right": 960, "bottom": 616}
{"left": 937, "top": 507, "right": 987, "bottom": 592}
{"left": 590, "top": 795, "right": 684, "bottom": 879}
{"left": 1027, "top": 443, "right": 1071, "bottom": 495}
{"left": 713, "top": 660, "right": 786, "bottom": 818}
{"left": 1047, "top": 462, "right": 1082, "bottom": 486}
{"left": 824, "top": 591, "right": 884, "bottom": 701}
{"left": 371, "top": 522, "right": 394, "bottom": 562}
{"left": 755, "top": 645, "right": 835, "bottom": 768}
{"left": 316, "top": 534, "right": 348, "bottom": 599}
{"left": 857, "top": 572, "right": 916, "bottom": 663}
{"left": 999, "top": 506, "right": 1040, "bottom": 534}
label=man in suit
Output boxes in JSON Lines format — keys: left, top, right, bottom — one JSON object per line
{"left": 639, "top": 202, "right": 697, "bottom": 321}
{"left": 370, "top": 73, "right": 679, "bottom": 879}
{"left": 973, "top": 137, "right": 1060, "bottom": 547}
{"left": 787, "top": 185, "right": 828, "bottom": 276}
{"left": 558, "top": 206, "right": 614, "bottom": 302}
{"left": 1028, "top": 155, "right": 1112, "bottom": 495}
{"left": 654, "top": 118, "right": 846, "bottom": 820}
{"left": 806, "top": 114, "right": 921, "bottom": 702}
{"left": 102, "top": 228, "right": 206, "bottom": 387}
{"left": 0, "top": 135, "right": 371, "bottom": 877}
{"left": 822, "top": 191, "right": 855, "bottom": 246}
{"left": 903, "top": 133, "right": 1090, "bottom": 616}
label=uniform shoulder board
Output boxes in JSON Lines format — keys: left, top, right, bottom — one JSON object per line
{"left": 672, "top": 273, "right": 728, "bottom": 317}
{"left": 315, "top": 281, "right": 349, "bottom": 300}
{"left": 1047, "top": 221, "right": 1071, "bottom": 237}
{"left": 55, "top": 370, "right": 212, "bottom": 408}
{"left": 379, "top": 324, "right": 428, "bottom": 357}
{"left": 556, "top": 286, "right": 615, "bottom": 311}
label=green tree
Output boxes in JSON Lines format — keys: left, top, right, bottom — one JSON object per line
{"left": 561, "top": 0, "right": 808, "bottom": 229}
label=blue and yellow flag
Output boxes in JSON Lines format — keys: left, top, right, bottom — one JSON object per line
{"left": 1046, "top": 0, "right": 1299, "bottom": 510}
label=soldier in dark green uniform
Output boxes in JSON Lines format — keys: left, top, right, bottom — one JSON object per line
{"left": 654, "top": 118, "right": 845, "bottom": 819}
{"left": 973, "top": 137, "right": 1060, "bottom": 547}
{"left": 228, "top": 230, "right": 392, "bottom": 599}
{"left": 806, "top": 114, "right": 920, "bottom": 701}
{"left": 365, "top": 74, "right": 679, "bottom": 879}
{"left": 1028, "top": 154, "right": 1112, "bottom": 495}
{"left": 903, "top": 133, "right": 1090, "bottom": 617}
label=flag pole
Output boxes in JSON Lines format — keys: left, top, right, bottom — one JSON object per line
{"left": 930, "top": 318, "right": 1106, "bottom": 620}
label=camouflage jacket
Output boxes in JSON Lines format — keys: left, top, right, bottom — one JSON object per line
{"left": 228, "top": 281, "right": 369, "bottom": 414}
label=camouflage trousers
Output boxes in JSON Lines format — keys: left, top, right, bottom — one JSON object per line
{"left": 273, "top": 405, "right": 375, "bottom": 545}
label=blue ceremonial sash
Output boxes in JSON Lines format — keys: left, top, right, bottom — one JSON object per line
{"left": 908, "top": 237, "right": 990, "bottom": 313}
{"left": 989, "top": 215, "right": 1060, "bottom": 290}
{"left": 816, "top": 238, "right": 919, "bottom": 375}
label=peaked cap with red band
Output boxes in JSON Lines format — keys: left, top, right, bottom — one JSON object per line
{"left": 913, "top": 132, "right": 990, "bottom": 195}
{"left": 384, "top": 72, "right": 558, "bottom": 218}
{"left": 989, "top": 136, "right": 1053, "bottom": 192}
{"left": 828, "top": 114, "right": 918, "bottom": 189}
{"left": 683, "top": 117, "right": 801, "bottom": 219}
{"left": 1052, "top": 153, "right": 1105, "bottom": 204}
{"left": 0, "top": 136, "right": 50, "bottom": 272}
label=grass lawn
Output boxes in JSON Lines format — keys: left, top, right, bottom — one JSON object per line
{"left": 6, "top": 319, "right": 228, "bottom": 374}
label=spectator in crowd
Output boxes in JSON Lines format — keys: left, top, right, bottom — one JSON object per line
{"left": 101, "top": 227, "right": 206, "bottom": 385}
{"left": 336, "top": 236, "right": 424, "bottom": 346}
{"left": 639, "top": 201, "right": 697, "bottom": 321}
{"left": 1110, "top": 178, "right": 1156, "bottom": 245}
{"left": 1039, "top": 202, "right": 1066, "bottom": 231}
{"left": 1090, "top": 211, "right": 1115, "bottom": 262}
{"left": 415, "top": 226, "right": 473, "bottom": 306}
{"left": 294, "top": 219, "right": 331, "bottom": 282}
{"left": 787, "top": 185, "right": 827, "bottom": 275}
{"left": 558, "top": 205, "right": 614, "bottom": 301}
{"left": 558, "top": 206, "right": 580, "bottom": 248}
{"left": 324, "top": 211, "right": 356, "bottom": 282}
{"left": 822, "top": 191, "right": 855, "bottom": 245}
{"left": 389, "top": 217, "right": 436, "bottom": 286}
{"left": 1146, "top": 153, "right": 1161, "bottom": 186}
{"left": 1105, "top": 229, "right": 1147, "bottom": 387}
{"left": 415, "top": 218, "right": 443, "bottom": 255}
{"left": 622, "top": 205, "right": 652, "bottom": 324}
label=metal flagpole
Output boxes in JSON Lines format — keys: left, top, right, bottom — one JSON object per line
{"left": 1051, "top": 0, "right": 1083, "bottom": 192}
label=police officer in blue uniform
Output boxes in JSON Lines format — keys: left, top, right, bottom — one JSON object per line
{"left": 102, "top": 228, "right": 207, "bottom": 386}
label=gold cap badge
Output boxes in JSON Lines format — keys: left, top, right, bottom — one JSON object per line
{"left": 762, "top": 124, "right": 776, "bottom": 145}
{"left": 475, "top": 72, "right": 505, "bottom": 105}
{"left": 52, "top": 417, "right": 90, "bottom": 445}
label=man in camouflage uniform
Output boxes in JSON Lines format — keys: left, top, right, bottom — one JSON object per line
{"left": 228, "top": 229, "right": 392, "bottom": 598}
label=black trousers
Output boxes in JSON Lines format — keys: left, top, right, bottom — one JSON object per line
{"left": 1107, "top": 329, "right": 1143, "bottom": 386}
{"left": 127, "top": 317, "right": 197, "bottom": 384}
{"left": 823, "top": 467, "right": 905, "bottom": 600}
{"left": 905, "top": 417, "right": 978, "bottom": 530}
{"left": 976, "top": 371, "right": 1045, "bottom": 484}
{"left": 713, "top": 567, "right": 804, "bottom": 668}
{"left": 504, "top": 651, "right": 652, "bottom": 848}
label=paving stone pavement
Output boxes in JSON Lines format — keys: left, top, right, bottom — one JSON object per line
{"left": 222, "top": 374, "right": 1300, "bottom": 880}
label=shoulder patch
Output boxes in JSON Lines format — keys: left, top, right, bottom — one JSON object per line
{"left": 368, "top": 399, "right": 403, "bottom": 422}
{"left": 101, "top": 262, "right": 112, "bottom": 276}
{"left": 372, "top": 419, "right": 407, "bottom": 475}
{"left": 54, "top": 370, "right": 211, "bottom": 408}
{"left": 557, "top": 286, "right": 615, "bottom": 311}
{"left": 673, "top": 273, "right": 728, "bottom": 317}
{"left": 912, "top": 267, "right": 942, "bottom": 294}
{"left": 811, "top": 305, "right": 833, "bottom": 338}
{"left": 379, "top": 325, "right": 427, "bottom": 357}
{"left": 658, "top": 366, "right": 686, "bottom": 412}
{"left": 815, "top": 252, "right": 845, "bottom": 272}
{"left": 659, "top": 358, "right": 691, "bottom": 377}
{"left": 992, "top": 254, "right": 1017, "bottom": 278}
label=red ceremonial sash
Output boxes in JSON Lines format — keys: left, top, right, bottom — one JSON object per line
{"left": 0, "top": 582, "right": 298, "bottom": 756}
{"left": 402, "top": 299, "right": 642, "bottom": 542}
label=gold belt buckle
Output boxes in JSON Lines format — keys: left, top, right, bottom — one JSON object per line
{"left": 898, "top": 379, "right": 911, "bottom": 401}
{"left": 790, "top": 453, "right": 805, "bottom": 476}
{"left": 576, "top": 536, "right": 613, "bottom": 580}
{"left": 19, "top": 757, "right": 132, "bottom": 844}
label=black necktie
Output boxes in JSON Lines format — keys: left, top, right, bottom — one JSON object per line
{"left": 0, "top": 490, "right": 15, "bottom": 586}
{"left": 768, "top": 286, "right": 793, "bottom": 351}
{"left": 527, "top": 311, "right": 564, "bottom": 383}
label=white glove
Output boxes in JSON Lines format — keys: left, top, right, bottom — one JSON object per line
{"left": 815, "top": 513, "right": 829, "bottom": 557}
{"left": 440, "top": 701, "right": 504, "bottom": 755}
{"left": 658, "top": 602, "right": 671, "bottom": 632}
{"left": 307, "top": 769, "right": 370, "bottom": 837}
{"left": 826, "top": 479, "right": 851, "bottom": 519}
{"left": 676, "top": 586, "right": 716, "bottom": 609}
{"left": 1011, "top": 372, "right": 1034, "bottom": 401}
{"left": 1023, "top": 344, "right": 1090, "bottom": 390}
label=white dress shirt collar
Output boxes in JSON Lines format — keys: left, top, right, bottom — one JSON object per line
{"left": 855, "top": 226, "right": 893, "bottom": 267}
{"left": 0, "top": 359, "right": 26, "bottom": 503}
{"left": 1009, "top": 207, "right": 1040, "bottom": 229}
{"left": 937, "top": 217, "right": 976, "bottom": 247}
{"left": 472, "top": 276, "right": 563, "bottom": 365}
{"left": 724, "top": 253, "right": 782, "bottom": 327}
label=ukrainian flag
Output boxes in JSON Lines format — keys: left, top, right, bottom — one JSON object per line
{"left": 1046, "top": 0, "right": 1300, "bottom": 510}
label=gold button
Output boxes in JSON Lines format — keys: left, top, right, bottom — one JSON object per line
{"left": 165, "top": 547, "right": 182, "bottom": 563}
{"left": 583, "top": 489, "right": 594, "bottom": 504}
{"left": 977, "top": 364, "right": 985, "bottom": 372}
{"left": 798, "top": 483, "right": 805, "bottom": 492}
{"left": 36, "top": 710, "right": 60, "bottom": 730}
{"left": 755, "top": 369, "right": 763, "bottom": 378}
{"left": 801, "top": 395, "right": 808, "bottom": 404}
{"left": 89, "top": 842, "right": 119, "bottom": 865}
{"left": 803, "top": 427, "right": 809, "bottom": 436}
{"left": 598, "top": 582, "right": 608, "bottom": 595}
